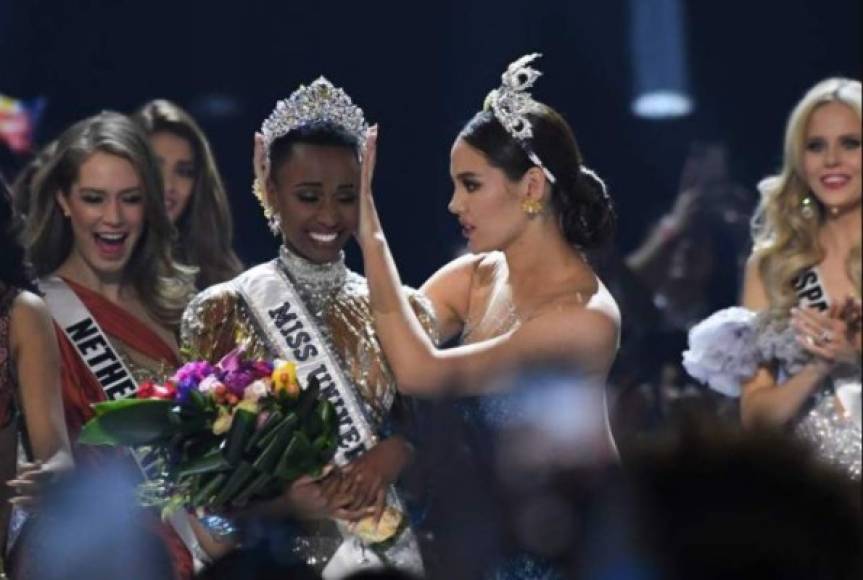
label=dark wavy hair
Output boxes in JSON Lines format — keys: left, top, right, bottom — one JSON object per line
{"left": 134, "top": 99, "right": 243, "bottom": 289}
{"left": 0, "top": 176, "right": 36, "bottom": 292}
{"left": 459, "top": 105, "right": 615, "bottom": 250}
{"left": 25, "top": 111, "right": 195, "bottom": 327}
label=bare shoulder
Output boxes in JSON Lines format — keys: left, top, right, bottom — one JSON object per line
{"left": 421, "top": 252, "right": 488, "bottom": 293}
{"left": 10, "top": 290, "right": 56, "bottom": 344}
{"left": 560, "top": 281, "right": 620, "bottom": 347}
{"left": 517, "top": 281, "right": 620, "bottom": 374}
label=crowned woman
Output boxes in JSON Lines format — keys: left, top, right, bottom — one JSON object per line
{"left": 181, "top": 78, "right": 435, "bottom": 578}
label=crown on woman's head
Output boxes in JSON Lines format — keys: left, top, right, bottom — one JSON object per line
{"left": 484, "top": 53, "right": 556, "bottom": 183}
{"left": 260, "top": 76, "right": 369, "bottom": 156}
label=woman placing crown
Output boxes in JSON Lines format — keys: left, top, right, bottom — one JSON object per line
{"left": 356, "top": 54, "right": 620, "bottom": 574}
{"left": 181, "top": 77, "right": 435, "bottom": 577}
{"left": 359, "top": 53, "right": 619, "bottom": 413}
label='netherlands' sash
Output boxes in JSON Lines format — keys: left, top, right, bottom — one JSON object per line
{"left": 39, "top": 276, "right": 210, "bottom": 570}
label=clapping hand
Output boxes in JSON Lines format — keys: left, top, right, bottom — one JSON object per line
{"left": 792, "top": 297, "right": 862, "bottom": 367}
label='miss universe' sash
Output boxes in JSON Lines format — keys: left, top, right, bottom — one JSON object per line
{"left": 233, "top": 261, "right": 424, "bottom": 578}
{"left": 38, "top": 276, "right": 210, "bottom": 570}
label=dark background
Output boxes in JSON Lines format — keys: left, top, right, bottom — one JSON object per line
{"left": 1, "top": 0, "right": 860, "bottom": 287}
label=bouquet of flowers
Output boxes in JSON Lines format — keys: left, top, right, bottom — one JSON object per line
{"left": 79, "top": 349, "right": 338, "bottom": 515}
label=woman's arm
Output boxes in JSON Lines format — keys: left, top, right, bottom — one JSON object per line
{"left": 737, "top": 257, "right": 828, "bottom": 428}
{"left": 7, "top": 292, "right": 73, "bottom": 503}
{"left": 419, "top": 253, "right": 480, "bottom": 345}
{"left": 358, "top": 128, "right": 618, "bottom": 395}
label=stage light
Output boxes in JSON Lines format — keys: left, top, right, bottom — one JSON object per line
{"left": 629, "top": 0, "right": 693, "bottom": 120}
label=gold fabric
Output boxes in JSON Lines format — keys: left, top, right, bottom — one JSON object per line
{"left": 181, "top": 260, "right": 437, "bottom": 430}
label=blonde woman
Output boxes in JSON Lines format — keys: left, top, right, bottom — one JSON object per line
{"left": 685, "top": 78, "right": 861, "bottom": 479}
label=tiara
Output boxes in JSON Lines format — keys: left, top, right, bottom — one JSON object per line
{"left": 484, "top": 53, "right": 556, "bottom": 184}
{"left": 260, "top": 76, "right": 369, "bottom": 157}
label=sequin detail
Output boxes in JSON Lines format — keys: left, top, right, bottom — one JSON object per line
{"left": 180, "top": 249, "right": 438, "bottom": 570}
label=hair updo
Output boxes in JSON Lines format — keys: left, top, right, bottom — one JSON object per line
{"left": 458, "top": 105, "right": 615, "bottom": 249}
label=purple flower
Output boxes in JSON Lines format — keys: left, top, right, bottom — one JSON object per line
{"left": 217, "top": 348, "right": 243, "bottom": 373}
{"left": 222, "top": 369, "right": 256, "bottom": 397}
{"left": 250, "top": 360, "right": 274, "bottom": 379}
{"left": 172, "top": 361, "right": 215, "bottom": 388}
{"left": 175, "top": 376, "right": 200, "bottom": 402}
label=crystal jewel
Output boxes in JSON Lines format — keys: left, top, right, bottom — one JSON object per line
{"left": 260, "top": 77, "right": 369, "bottom": 156}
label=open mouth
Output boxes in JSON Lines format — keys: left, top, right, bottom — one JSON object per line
{"left": 93, "top": 232, "right": 128, "bottom": 257}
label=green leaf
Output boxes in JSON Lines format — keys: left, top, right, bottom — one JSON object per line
{"left": 91, "top": 397, "right": 170, "bottom": 416}
{"left": 224, "top": 409, "right": 256, "bottom": 466}
{"left": 275, "top": 431, "right": 313, "bottom": 480}
{"left": 296, "top": 376, "right": 320, "bottom": 420}
{"left": 245, "top": 410, "right": 283, "bottom": 452}
{"left": 252, "top": 417, "right": 295, "bottom": 473}
{"left": 210, "top": 461, "right": 256, "bottom": 509}
{"left": 176, "top": 447, "right": 230, "bottom": 479}
{"left": 231, "top": 471, "right": 274, "bottom": 507}
{"left": 192, "top": 472, "right": 227, "bottom": 508}
{"left": 79, "top": 399, "right": 178, "bottom": 446}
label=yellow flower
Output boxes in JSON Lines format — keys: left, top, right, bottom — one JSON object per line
{"left": 272, "top": 361, "right": 299, "bottom": 398}
{"left": 236, "top": 398, "right": 259, "bottom": 414}
{"left": 212, "top": 408, "right": 234, "bottom": 435}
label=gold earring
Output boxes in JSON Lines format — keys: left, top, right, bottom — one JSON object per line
{"left": 522, "top": 198, "right": 543, "bottom": 217}
{"left": 800, "top": 194, "right": 816, "bottom": 219}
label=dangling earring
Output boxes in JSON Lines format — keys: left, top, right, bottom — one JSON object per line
{"left": 800, "top": 194, "right": 816, "bottom": 219}
{"left": 253, "top": 177, "right": 281, "bottom": 236}
{"left": 521, "top": 198, "right": 544, "bottom": 217}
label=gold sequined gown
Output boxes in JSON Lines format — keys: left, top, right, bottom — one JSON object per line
{"left": 181, "top": 245, "right": 436, "bottom": 573}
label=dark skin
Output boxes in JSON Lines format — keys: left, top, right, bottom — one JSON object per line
{"left": 251, "top": 134, "right": 413, "bottom": 523}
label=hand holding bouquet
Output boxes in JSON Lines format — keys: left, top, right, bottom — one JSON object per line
{"left": 79, "top": 348, "right": 338, "bottom": 515}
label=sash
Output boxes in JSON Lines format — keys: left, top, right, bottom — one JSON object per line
{"left": 234, "top": 261, "right": 424, "bottom": 578}
{"left": 793, "top": 267, "right": 831, "bottom": 311}
{"left": 38, "top": 276, "right": 210, "bottom": 571}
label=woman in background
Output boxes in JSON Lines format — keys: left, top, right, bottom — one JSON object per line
{"left": 134, "top": 99, "right": 242, "bottom": 289}
{"left": 0, "top": 176, "right": 73, "bottom": 578}
{"left": 685, "top": 78, "right": 861, "bottom": 479}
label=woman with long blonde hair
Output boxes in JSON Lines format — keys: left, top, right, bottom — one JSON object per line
{"left": 685, "top": 78, "right": 861, "bottom": 479}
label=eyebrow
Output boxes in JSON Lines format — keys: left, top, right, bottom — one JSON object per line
{"left": 293, "top": 182, "right": 357, "bottom": 189}
{"left": 78, "top": 187, "right": 142, "bottom": 195}
{"left": 455, "top": 171, "right": 480, "bottom": 180}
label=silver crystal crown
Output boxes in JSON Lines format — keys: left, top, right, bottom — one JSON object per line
{"left": 260, "top": 76, "right": 369, "bottom": 155}
{"left": 484, "top": 53, "right": 556, "bottom": 183}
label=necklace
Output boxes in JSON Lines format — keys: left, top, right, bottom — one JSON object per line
{"left": 277, "top": 245, "right": 347, "bottom": 315}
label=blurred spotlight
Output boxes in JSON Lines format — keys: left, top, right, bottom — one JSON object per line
{"left": 629, "top": 0, "right": 693, "bottom": 120}
{"left": 188, "top": 93, "right": 243, "bottom": 120}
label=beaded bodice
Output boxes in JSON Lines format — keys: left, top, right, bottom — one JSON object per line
{"left": 181, "top": 246, "right": 437, "bottom": 425}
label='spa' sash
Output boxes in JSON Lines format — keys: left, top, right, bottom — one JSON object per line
{"left": 39, "top": 276, "right": 210, "bottom": 570}
{"left": 234, "top": 261, "right": 424, "bottom": 578}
